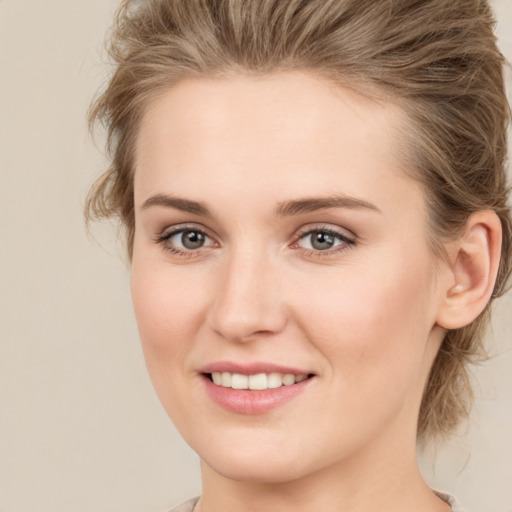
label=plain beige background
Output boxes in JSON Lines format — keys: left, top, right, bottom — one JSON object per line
{"left": 1, "top": 1, "right": 511, "bottom": 511}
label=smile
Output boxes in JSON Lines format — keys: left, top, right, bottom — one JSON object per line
{"left": 209, "top": 372, "right": 309, "bottom": 390}
{"left": 201, "top": 365, "right": 315, "bottom": 414}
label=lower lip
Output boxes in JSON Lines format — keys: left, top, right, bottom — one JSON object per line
{"left": 202, "top": 375, "right": 314, "bottom": 414}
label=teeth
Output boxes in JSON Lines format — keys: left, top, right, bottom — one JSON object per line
{"left": 282, "top": 374, "right": 296, "bottom": 386}
{"left": 267, "top": 372, "right": 283, "bottom": 389}
{"left": 231, "top": 373, "right": 248, "bottom": 389}
{"left": 210, "top": 371, "right": 309, "bottom": 390}
{"left": 249, "top": 373, "right": 267, "bottom": 390}
{"left": 221, "top": 372, "right": 232, "bottom": 387}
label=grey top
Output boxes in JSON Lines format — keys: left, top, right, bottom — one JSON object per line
{"left": 435, "top": 491, "right": 467, "bottom": 512}
{"left": 169, "top": 497, "right": 199, "bottom": 512}
{"left": 168, "top": 492, "right": 466, "bottom": 512}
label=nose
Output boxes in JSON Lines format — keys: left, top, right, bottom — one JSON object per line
{"left": 207, "top": 248, "right": 287, "bottom": 343}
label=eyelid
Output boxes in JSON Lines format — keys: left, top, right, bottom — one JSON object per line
{"left": 290, "top": 224, "right": 356, "bottom": 254}
{"left": 154, "top": 223, "right": 218, "bottom": 256}
{"left": 157, "top": 223, "right": 211, "bottom": 240}
{"left": 293, "top": 224, "right": 356, "bottom": 242}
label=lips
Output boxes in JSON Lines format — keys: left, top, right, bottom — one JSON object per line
{"left": 199, "top": 362, "right": 315, "bottom": 414}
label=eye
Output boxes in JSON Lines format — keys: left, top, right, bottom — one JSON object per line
{"left": 156, "top": 226, "right": 216, "bottom": 255}
{"left": 293, "top": 227, "right": 355, "bottom": 253}
{"left": 174, "top": 229, "right": 208, "bottom": 250}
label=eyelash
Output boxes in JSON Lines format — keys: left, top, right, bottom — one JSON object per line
{"left": 154, "top": 225, "right": 216, "bottom": 258}
{"left": 291, "top": 226, "right": 356, "bottom": 257}
{"left": 154, "top": 225, "right": 356, "bottom": 259}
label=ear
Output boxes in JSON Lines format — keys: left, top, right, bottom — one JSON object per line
{"left": 436, "top": 210, "right": 502, "bottom": 330}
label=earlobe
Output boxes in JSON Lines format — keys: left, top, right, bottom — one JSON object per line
{"left": 436, "top": 211, "right": 502, "bottom": 330}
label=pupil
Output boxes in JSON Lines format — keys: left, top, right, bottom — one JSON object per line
{"left": 312, "top": 232, "right": 334, "bottom": 250}
{"left": 182, "top": 230, "right": 205, "bottom": 249}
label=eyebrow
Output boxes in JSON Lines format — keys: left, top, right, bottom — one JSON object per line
{"left": 275, "top": 194, "right": 381, "bottom": 216}
{"left": 141, "top": 194, "right": 211, "bottom": 217}
{"left": 140, "top": 193, "right": 381, "bottom": 218}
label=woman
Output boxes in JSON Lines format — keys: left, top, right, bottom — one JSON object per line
{"left": 86, "top": 1, "right": 511, "bottom": 511}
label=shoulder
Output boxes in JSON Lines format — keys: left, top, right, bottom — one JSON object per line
{"left": 434, "top": 490, "right": 467, "bottom": 512}
{"left": 168, "top": 497, "right": 200, "bottom": 512}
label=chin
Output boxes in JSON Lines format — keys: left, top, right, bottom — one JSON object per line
{"left": 190, "top": 423, "right": 344, "bottom": 486}
{"left": 201, "top": 450, "right": 312, "bottom": 484}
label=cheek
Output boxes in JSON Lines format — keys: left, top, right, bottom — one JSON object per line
{"left": 130, "top": 253, "right": 207, "bottom": 369}
{"left": 130, "top": 254, "right": 213, "bottom": 427}
{"left": 292, "top": 251, "right": 437, "bottom": 391}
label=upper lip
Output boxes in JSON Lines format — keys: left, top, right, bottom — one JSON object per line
{"left": 199, "top": 361, "right": 313, "bottom": 376}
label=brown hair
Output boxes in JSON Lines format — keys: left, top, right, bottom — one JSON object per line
{"left": 86, "top": 0, "right": 512, "bottom": 442}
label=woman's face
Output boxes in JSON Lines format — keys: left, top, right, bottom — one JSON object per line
{"left": 131, "top": 73, "right": 447, "bottom": 483}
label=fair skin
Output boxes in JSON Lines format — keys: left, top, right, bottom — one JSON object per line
{"left": 131, "top": 72, "right": 500, "bottom": 512}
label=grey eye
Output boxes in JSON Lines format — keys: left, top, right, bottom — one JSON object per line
{"left": 297, "top": 228, "right": 353, "bottom": 252}
{"left": 179, "top": 230, "right": 206, "bottom": 249}
{"left": 304, "top": 231, "right": 339, "bottom": 251}
{"left": 309, "top": 231, "right": 336, "bottom": 251}
{"left": 157, "top": 226, "right": 216, "bottom": 255}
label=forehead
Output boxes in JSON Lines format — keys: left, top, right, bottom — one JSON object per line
{"left": 134, "top": 72, "right": 419, "bottom": 216}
